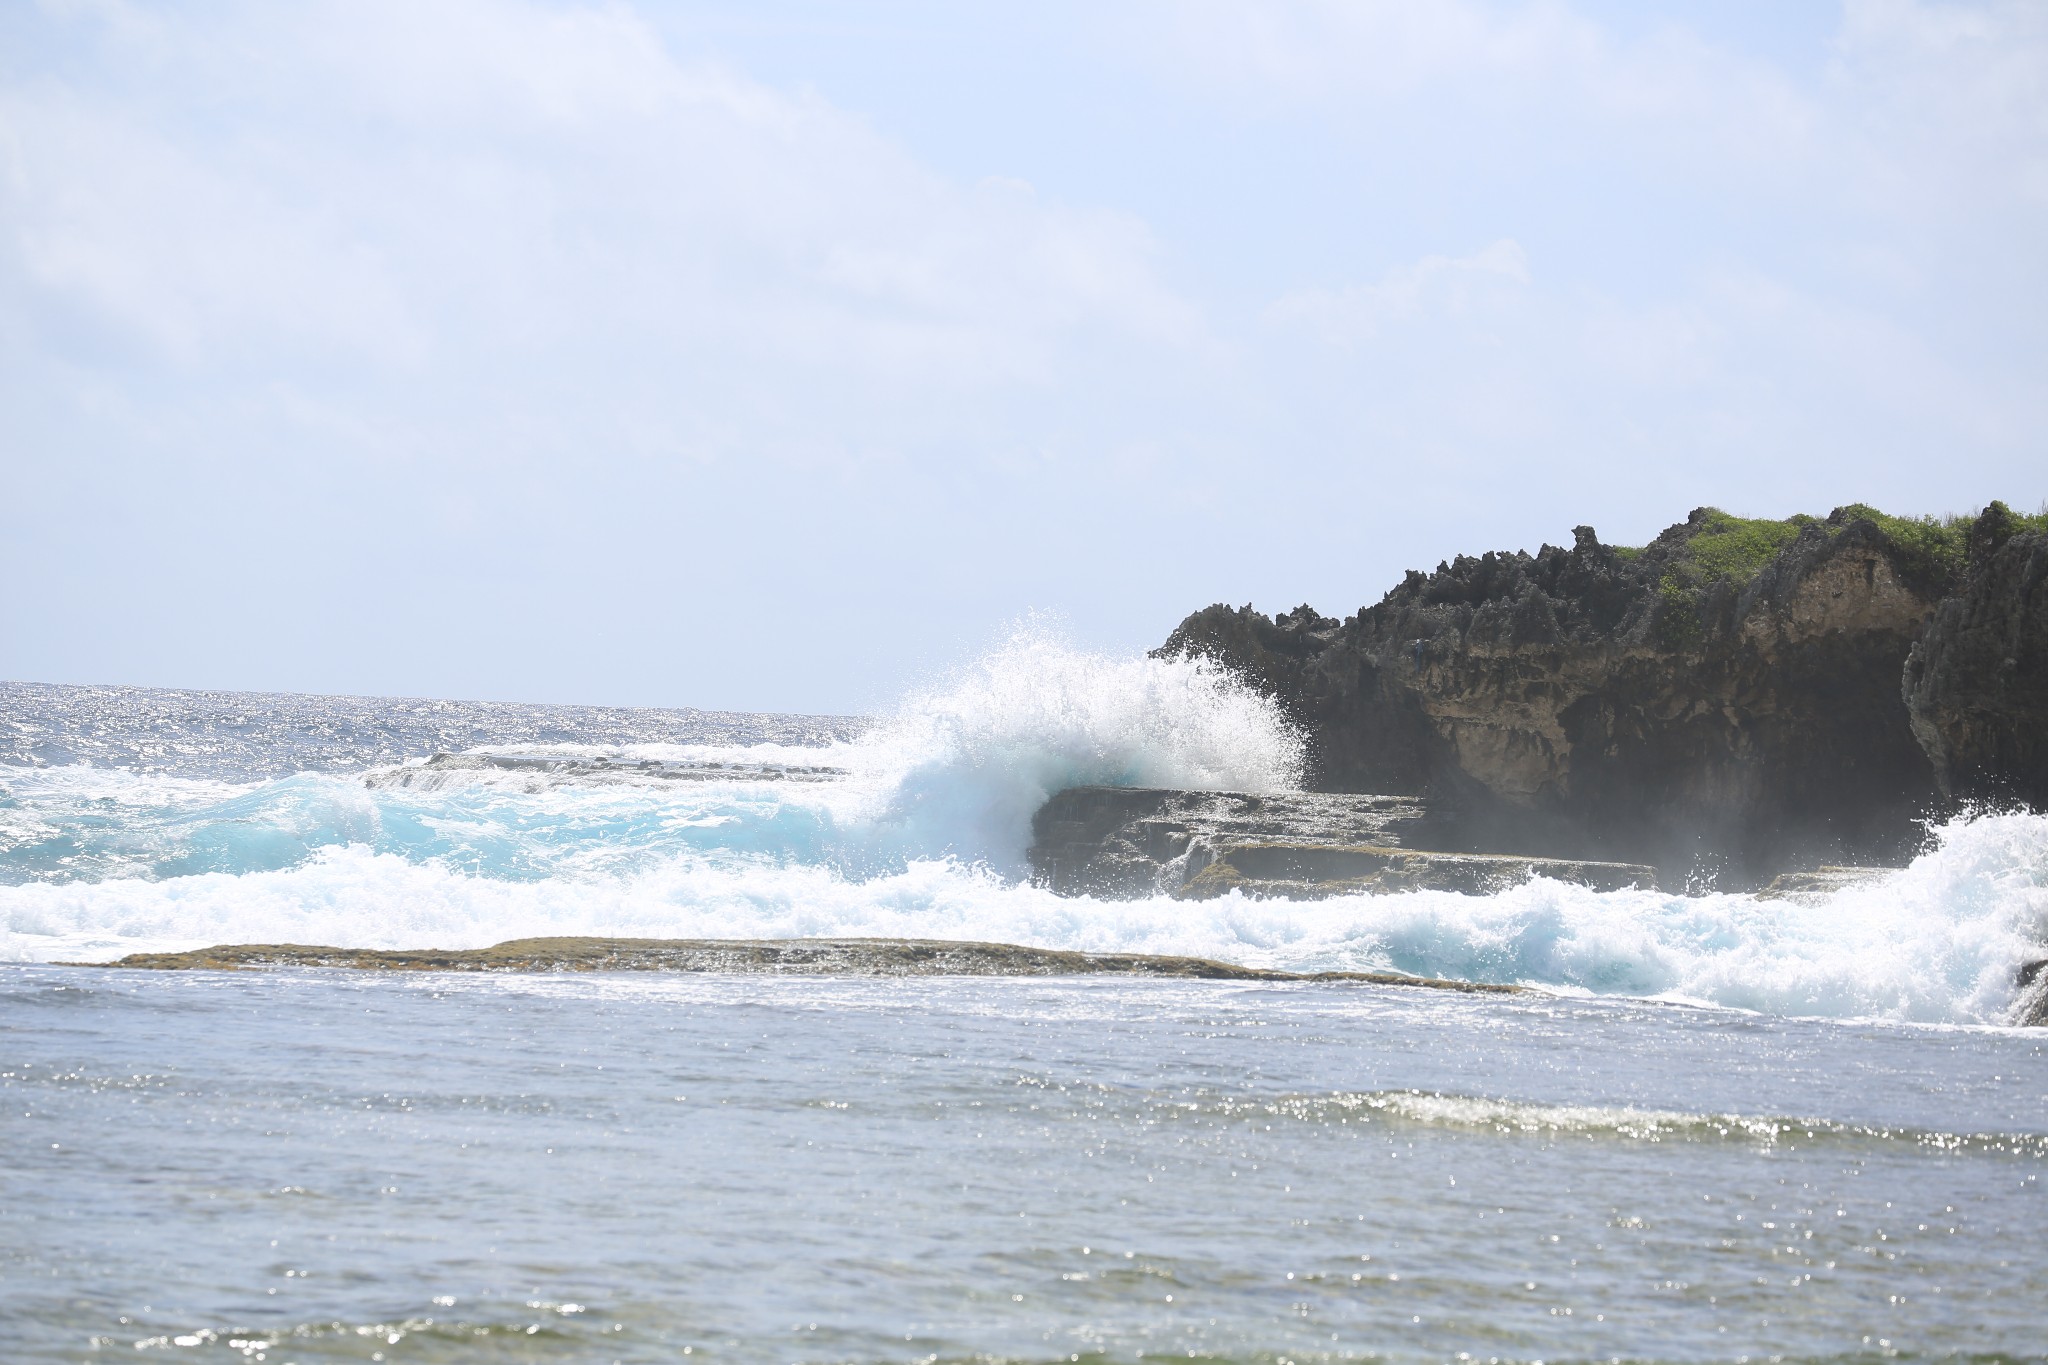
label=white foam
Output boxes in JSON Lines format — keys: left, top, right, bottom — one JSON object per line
{"left": 4, "top": 808, "right": 2044, "bottom": 1025}
{"left": 829, "top": 626, "right": 1304, "bottom": 873}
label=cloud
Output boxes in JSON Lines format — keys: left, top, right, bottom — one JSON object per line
{"left": 0, "top": 0, "right": 1202, "bottom": 400}
{"left": 1145, "top": 0, "right": 2046, "bottom": 497}
{"left": 1129, "top": 0, "right": 1600, "bottom": 96}
{"left": 1, "top": 83, "right": 425, "bottom": 367}
{"left": 1130, "top": 0, "right": 1821, "bottom": 173}
{"left": 1830, "top": 0, "right": 2048, "bottom": 233}
{"left": 1265, "top": 239, "right": 1530, "bottom": 344}
{"left": 1140, "top": 0, "right": 2048, "bottom": 228}
{"left": 2, "top": 0, "right": 2043, "bottom": 706}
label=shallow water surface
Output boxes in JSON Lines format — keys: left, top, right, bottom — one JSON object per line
{"left": 3, "top": 967, "right": 2044, "bottom": 1363}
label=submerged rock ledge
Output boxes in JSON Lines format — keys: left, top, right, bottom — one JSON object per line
{"left": 81, "top": 936, "right": 1521, "bottom": 993}
{"left": 79, "top": 939, "right": 2048, "bottom": 1023}
{"left": 366, "top": 752, "right": 848, "bottom": 792}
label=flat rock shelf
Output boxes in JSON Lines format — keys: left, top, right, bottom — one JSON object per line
{"left": 1028, "top": 786, "right": 1657, "bottom": 899}
{"left": 76, "top": 936, "right": 1522, "bottom": 993}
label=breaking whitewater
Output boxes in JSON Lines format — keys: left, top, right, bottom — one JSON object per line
{"left": 4, "top": 636, "right": 2045, "bottom": 1027}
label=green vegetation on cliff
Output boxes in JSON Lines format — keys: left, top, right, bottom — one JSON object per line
{"left": 1832, "top": 504, "right": 1971, "bottom": 589}
{"left": 1683, "top": 510, "right": 1818, "bottom": 582}
{"left": 1621, "top": 502, "right": 2048, "bottom": 594}
{"left": 1622, "top": 502, "right": 2044, "bottom": 648}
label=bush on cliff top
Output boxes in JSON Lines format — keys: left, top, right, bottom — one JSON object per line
{"left": 1326, "top": 500, "right": 2047, "bottom": 651}
{"left": 1631, "top": 503, "right": 2028, "bottom": 648}
{"left": 1680, "top": 509, "right": 1817, "bottom": 584}
{"left": 1832, "top": 504, "right": 1971, "bottom": 590}
{"left": 1625, "top": 503, "right": 2045, "bottom": 593}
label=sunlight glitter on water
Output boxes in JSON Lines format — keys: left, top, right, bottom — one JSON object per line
{"left": 3, "top": 969, "right": 2044, "bottom": 1363}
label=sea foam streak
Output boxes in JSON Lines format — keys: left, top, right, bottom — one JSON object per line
{"left": 3, "top": 637, "right": 2045, "bottom": 1025}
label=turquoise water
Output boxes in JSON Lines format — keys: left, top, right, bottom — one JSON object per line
{"left": 3, "top": 967, "right": 2044, "bottom": 1363}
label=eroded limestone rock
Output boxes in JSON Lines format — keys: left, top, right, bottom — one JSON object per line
{"left": 1160, "top": 507, "right": 1969, "bottom": 884}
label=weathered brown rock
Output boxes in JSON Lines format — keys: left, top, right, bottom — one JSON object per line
{"left": 1160, "top": 508, "right": 1962, "bottom": 885}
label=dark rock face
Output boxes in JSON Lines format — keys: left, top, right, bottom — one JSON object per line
{"left": 1029, "top": 787, "right": 1450, "bottom": 898}
{"left": 1027, "top": 786, "right": 1656, "bottom": 900}
{"left": 1174, "top": 843, "right": 1656, "bottom": 901}
{"left": 2016, "top": 960, "right": 2048, "bottom": 1027}
{"left": 1160, "top": 508, "right": 1975, "bottom": 885}
{"left": 1904, "top": 522, "right": 2048, "bottom": 809}
{"left": 1753, "top": 866, "right": 1895, "bottom": 901}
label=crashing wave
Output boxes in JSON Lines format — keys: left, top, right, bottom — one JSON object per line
{"left": 3, "top": 633, "right": 2044, "bottom": 1025}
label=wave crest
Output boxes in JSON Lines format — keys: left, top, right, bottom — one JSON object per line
{"left": 841, "top": 626, "right": 1303, "bottom": 873}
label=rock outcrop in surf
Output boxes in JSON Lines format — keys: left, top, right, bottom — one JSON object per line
{"left": 1157, "top": 503, "right": 2047, "bottom": 885}
{"left": 1028, "top": 786, "right": 1655, "bottom": 899}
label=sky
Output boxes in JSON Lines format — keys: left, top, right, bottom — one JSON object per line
{"left": 3, "top": 0, "right": 2044, "bottom": 713}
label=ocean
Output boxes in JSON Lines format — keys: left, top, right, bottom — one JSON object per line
{"left": 3, "top": 639, "right": 2046, "bottom": 1362}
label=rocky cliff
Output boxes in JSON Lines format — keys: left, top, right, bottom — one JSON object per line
{"left": 1903, "top": 514, "right": 2048, "bottom": 809}
{"left": 1160, "top": 504, "right": 2045, "bottom": 885}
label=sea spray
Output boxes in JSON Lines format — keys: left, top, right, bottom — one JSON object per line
{"left": 837, "top": 626, "right": 1305, "bottom": 873}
